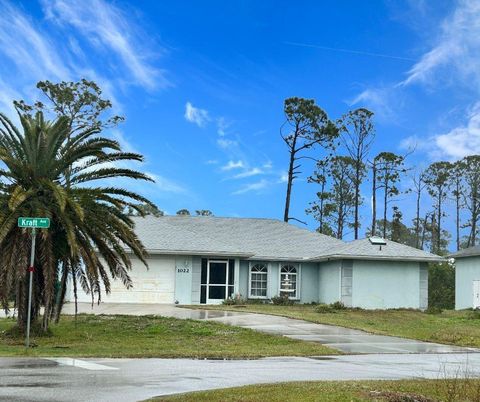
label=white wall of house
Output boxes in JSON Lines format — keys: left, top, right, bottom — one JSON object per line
{"left": 318, "top": 260, "right": 341, "bottom": 304}
{"left": 455, "top": 256, "right": 480, "bottom": 310}
{"left": 352, "top": 260, "right": 423, "bottom": 309}
{"left": 67, "top": 255, "right": 176, "bottom": 304}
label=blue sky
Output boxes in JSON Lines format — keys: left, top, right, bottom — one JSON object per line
{"left": 0, "top": 0, "right": 479, "bottom": 240}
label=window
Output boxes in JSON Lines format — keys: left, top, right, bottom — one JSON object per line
{"left": 280, "top": 264, "right": 298, "bottom": 299}
{"left": 249, "top": 263, "right": 268, "bottom": 298}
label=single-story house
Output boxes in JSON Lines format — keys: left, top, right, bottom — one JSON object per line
{"left": 449, "top": 246, "right": 480, "bottom": 309}
{"left": 68, "top": 216, "right": 443, "bottom": 309}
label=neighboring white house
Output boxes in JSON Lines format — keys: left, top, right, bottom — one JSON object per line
{"left": 67, "top": 216, "right": 443, "bottom": 309}
{"left": 449, "top": 247, "right": 480, "bottom": 310}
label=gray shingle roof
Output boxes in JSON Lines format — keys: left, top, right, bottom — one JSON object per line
{"left": 449, "top": 245, "right": 480, "bottom": 259}
{"left": 132, "top": 216, "right": 343, "bottom": 260}
{"left": 131, "top": 216, "right": 443, "bottom": 262}
{"left": 309, "top": 238, "right": 444, "bottom": 263}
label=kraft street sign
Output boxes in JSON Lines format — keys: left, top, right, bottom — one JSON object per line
{"left": 18, "top": 217, "right": 50, "bottom": 229}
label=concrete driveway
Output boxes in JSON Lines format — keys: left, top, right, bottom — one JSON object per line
{"left": 60, "top": 303, "right": 479, "bottom": 354}
{"left": 1, "top": 354, "right": 480, "bottom": 402}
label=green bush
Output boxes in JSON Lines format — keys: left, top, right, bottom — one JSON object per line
{"left": 315, "top": 304, "right": 334, "bottom": 313}
{"left": 468, "top": 309, "right": 480, "bottom": 320}
{"left": 330, "top": 301, "right": 347, "bottom": 310}
{"left": 428, "top": 262, "right": 455, "bottom": 309}
{"left": 222, "top": 295, "right": 248, "bottom": 305}
{"left": 271, "top": 294, "right": 294, "bottom": 306}
{"left": 425, "top": 306, "right": 443, "bottom": 315}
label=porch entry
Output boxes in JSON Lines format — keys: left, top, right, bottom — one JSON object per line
{"left": 200, "top": 258, "right": 234, "bottom": 304}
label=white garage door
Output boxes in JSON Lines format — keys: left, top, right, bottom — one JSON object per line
{"left": 71, "top": 256, "right": 176, "bottom": 304}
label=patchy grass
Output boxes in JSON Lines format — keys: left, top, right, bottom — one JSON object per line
{"left": 186, "top": 304, "right": 480, "bottom": 348}
{"left": 151, "top": 379, "right": 480, "bottom": 402}
{"left": 0, "top": 314, "right": 337, "bottom": 358}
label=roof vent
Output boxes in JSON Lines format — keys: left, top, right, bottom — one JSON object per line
{"left": 369, "top": 236, "right": 387, "bottom": 245}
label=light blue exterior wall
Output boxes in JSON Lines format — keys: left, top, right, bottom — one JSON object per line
{"left": 238, "top": 260, "right": 249, "bottom": 298}
{"left": 191, "top": 256, "right": 202, "bottom": 304}
{"left": 455, "top": 256, "right": 480, "bottom": 309}
{"left": 170, "top": 255, "right": 426, "bottom": 308}
{"left": 299, "top": 263, "right": 318, "bottom": 303}
{"left": 351, "top": 260, "right": 423, "bottom": 309}
{"left": 174, "top": 256, "right": 192, "bottom": 304}
{"left": 318, "top": 260, "right": 341, "bottom": 304}
{"left": 267, "top": 262, "right": 279, "bottom": 298}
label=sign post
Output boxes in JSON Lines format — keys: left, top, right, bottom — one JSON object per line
{"left": 18, "top": 217, "right": 50, "bottom": 348}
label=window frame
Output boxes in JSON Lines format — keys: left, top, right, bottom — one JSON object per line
{"left": 278, "top": 263, "right": 301, "bottom": 300}
{"left": 248, "top": 262, "right": 269, "bottom": 299}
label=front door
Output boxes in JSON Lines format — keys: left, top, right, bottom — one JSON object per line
{"left": 207, "top": 260, "right": 229, "bottom": 304}
{"left": 474, "top": 280, "right": 480, "bottom": 309}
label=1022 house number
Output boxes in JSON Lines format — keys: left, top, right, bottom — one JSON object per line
{"left": 177, "top": 268, "right": 190, "bottom": 273}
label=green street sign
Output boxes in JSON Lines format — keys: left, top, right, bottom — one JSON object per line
{"left": 18, "top": 217, "right": 50, "bottom": 229}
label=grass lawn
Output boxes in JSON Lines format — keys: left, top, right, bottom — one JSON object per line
{"left": 152, "top": 379, "right": 480, "bottom": 401}
{"left": 186, "top": 304, "right": 480, "bottom": 348}
{"left": 0, "top": 314, "right": 336, "bottom": 358}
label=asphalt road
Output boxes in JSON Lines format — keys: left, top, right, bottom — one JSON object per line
{"left": 1, "top": 353, "right": 480, "bottom": 402}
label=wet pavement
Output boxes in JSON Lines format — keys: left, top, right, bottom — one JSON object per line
{"left": 60, "top": 303, "right": 479, "bottom": 354}
{"left": 1, "top": 354, "right": 480, "bottom": 401}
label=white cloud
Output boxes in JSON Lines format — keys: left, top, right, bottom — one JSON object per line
{"left": 433, "top": 102, "right": 480, "bottom": 159}
{"left": 0, "top": 1, "right": 70, "bottom": 81}
{"left": 221, "top": 160, "right": 244, "bottom": 171}
{"left": 217, "top": 138, "right": 238, "bottom": 149}
{"left": 399, "top": 135, "right": 430, "bottom": 153}
{"left": 400, "top": 0, "right": 480, "bottom": 88}
{"left": 278, "top": 172, "right": 289, "bottom": 184}
{"left": 349, "top": 87, "right": 396, "bottom": 122}
{"left": 0, "top": 79, "right": 22, "bottom": 120}
{"left": 232, "top": 179, "right": 269, "bottom": 195}
{"left": 216, "top": 117, "right": 229, "bottom": 136}
{"left": 233, "top": 167, "right": 263, "bottom": 179}
{"left": 184, "top": 102, "right": 210, "bottom": 127}
{"left": 42, "top": 0, "right": 166, "bottom": 90}
{"left": 111, "top": 130, "right": 139, "bottom": 154}
{"left": 399, "top": 102, "right": 480, "bottom": 160}
{"left": 147, "top": 172, "right": 187, "bottom": 194}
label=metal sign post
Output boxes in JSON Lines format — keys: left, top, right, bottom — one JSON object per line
{"left": 26, "top": 228, "right": 36, "bottom": 348}
{"left": 18, "top": 217, "right": 50, "bottom": 348}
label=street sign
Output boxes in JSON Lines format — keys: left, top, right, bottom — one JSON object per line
{"left": 17, "top": 216, "right": 51, "bottom": 348}
{"left": 18, "top": 217, "right": 50, "bottom": 229}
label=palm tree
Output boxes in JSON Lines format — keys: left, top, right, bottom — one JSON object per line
{"left": 0, "top": 111, "right": 154, "bottom": 332}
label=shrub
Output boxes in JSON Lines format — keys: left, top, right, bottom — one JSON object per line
{"left": 429, "top": 262, "right": 455, "bottom": 309}
{"left": 330, "top": 301, "right": 347, "bottom": 310}
{"left": 468, "top": 309, "right": 480, "bottom": 320}
{"left": 222, "top": 294, "right": 247, "bottom": 305}
{"left": 315, "top": 304, "right": 334, "bottom": 313}
{"left": 426, "top": 306, "right": 443, "bottom": 315}
{"left": 271, "top": 294, "right": 294, "bottom": 306}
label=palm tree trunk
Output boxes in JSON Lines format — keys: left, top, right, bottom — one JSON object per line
{"left": 53, "top": 260, "right": 69, "bottom": 323}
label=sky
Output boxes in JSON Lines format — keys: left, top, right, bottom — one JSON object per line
{"left": 0, "top": 0, "right": 479, "bottom": 242}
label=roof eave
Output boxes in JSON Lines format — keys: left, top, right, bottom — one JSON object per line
{"left": 141, "top": 249, "right": 255, "bottom": 258}
{"left": 308, "top": 254, "right": 446, "bottom": 263}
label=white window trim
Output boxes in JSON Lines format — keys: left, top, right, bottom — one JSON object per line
{"left": 278, "top": 262, "right": 301, "bottom": 300}
{"left": 248, "top": 262, "right": 269, "bottom": 299}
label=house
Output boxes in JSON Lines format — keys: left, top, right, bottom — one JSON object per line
{"left": 449, "top": 246, "right": 480, "bottom": 309}
{"left": 68, "top": 216, "right": 443, "bottom": 309}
